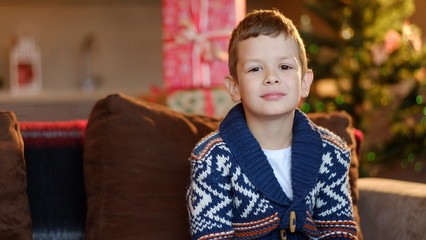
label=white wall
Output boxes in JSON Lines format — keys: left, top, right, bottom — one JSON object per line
{"left": 0, "top": 1, "right": 162, "bottom": 93}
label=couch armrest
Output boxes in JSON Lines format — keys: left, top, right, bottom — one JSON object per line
{"left": 358, "top": 178, "right": 426, "bottom": 240}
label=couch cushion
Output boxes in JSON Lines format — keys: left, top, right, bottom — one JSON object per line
{"left": 358, "top": 178, "right": 426, "bottom": 240}
{"left": 83, "top": 93, "right": 220, "bottom": 240}
{"left": 0, "top": 111, "right": 32, "bottom": 240}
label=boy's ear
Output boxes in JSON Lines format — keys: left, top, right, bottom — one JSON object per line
{"left": 224, "top": 75, "right": 241, "bottom": 102}
{"left": 301, "top": 69, "right": 314, "bottom": 98}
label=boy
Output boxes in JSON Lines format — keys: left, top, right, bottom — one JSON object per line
{"left": 186, "top": 9, "right": 358, "bottom": 240}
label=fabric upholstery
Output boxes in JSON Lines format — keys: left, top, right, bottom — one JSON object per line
{"left": 83, "top": 93, "right": 219, "bottom": 240}
{"left": 83, "top": 94, "right": 362, "bottom": 240}
{"left": 358, "top": 178, "right": 426, "bottom": 240}
{"left": 20, "top": 120, "right": 88, "bottom": 240}
{"left": 0, "top": 111, "right": 32, "bottom": 240}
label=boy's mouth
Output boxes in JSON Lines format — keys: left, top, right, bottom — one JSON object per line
{"left": 260, "top": 92, "right": 286, "bottom": 100}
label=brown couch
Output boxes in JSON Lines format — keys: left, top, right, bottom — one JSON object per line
{"left": 1, "top": 93, "right": 365, "bottom": 239}
{"left": 358, "top": 178, "right": 426, "bottom": 240}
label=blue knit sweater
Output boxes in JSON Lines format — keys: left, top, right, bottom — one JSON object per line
{"left": 187, "top": 103, "right": 358, "bottom": 239}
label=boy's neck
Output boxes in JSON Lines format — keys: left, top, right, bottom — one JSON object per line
{"left": 246, "top": 111, "right": 295, "bottom": 150}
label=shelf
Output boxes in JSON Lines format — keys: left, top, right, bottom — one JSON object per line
{"left": 0, "top": 89, "right": 142, "bottom": 104}
{"left": 0, "top": 88, "right": 144, "bottom": 121}
{"left": 0, "top": 0, "right": 149, "bottom": 6}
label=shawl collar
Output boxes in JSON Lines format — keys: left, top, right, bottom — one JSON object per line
{"left": 219, "top": 103, "right": 323, "bottom": 208}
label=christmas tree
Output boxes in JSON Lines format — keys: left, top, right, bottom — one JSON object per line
{"left": 300, "top": 0, "right": 426, "bottom": 178}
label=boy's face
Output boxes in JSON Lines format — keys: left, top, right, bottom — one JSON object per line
{"left": 226, "top": 33, "right": 313, "bottom": 120}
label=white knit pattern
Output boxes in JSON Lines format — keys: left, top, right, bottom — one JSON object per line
{"left": 313, "top": 146, "right": 353, "bottom": 218}
{"left": 188, "top": 130, "right": 355, "bottom": 238}
{"left": 188, "top": 139, "right": 273, "bottom": 235}
{"left": 230, "top": 166, "right": 273, "bottom": 218}
{"left": 188, "top": 153, "right": 232, "bottom": 233}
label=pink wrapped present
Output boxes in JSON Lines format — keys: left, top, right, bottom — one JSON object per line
{"left": 162, "top": 0, "right": 245, "bottom": 90}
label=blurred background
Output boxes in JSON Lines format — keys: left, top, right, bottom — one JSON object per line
{"left": 0, "top": 0, "right": 424, "bottom": 182}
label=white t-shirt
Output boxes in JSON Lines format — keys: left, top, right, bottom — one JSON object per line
{"left": 263, "top": 146, "right": 293, "bottom": 200}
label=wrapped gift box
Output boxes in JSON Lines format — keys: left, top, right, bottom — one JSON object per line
{"left": 162, "top": 0, "right": 245, "bottom": 90}
{"left": 166, "top": 87, "right": 236, "bottom": 117}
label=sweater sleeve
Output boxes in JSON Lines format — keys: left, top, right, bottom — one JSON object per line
{"left": 186, "top": 136, "right": 234, "bottom": 240}
{"left": 313, "top": 132, "right": 358, "bottom": 239}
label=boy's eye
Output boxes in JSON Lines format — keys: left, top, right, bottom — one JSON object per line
{"left": 249, "top": 66, "right": 262, "bottom": 72}
{"left": 280, "top": 65, "right": 291, "bottom": 70}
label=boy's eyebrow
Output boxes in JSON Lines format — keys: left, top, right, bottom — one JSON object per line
{"left": 278, "top": 56, "right": 297, "bottom": 61}
{"left": 241, "top": 59, "right": 261, "bottom": 64}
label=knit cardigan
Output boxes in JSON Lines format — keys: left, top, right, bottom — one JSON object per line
{"left": 187, "top": 103, "right": 358, "bottom": 240}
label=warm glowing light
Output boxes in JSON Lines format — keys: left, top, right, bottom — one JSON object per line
{"left": 301, "top": 14, "right": 311, "bottom": 26}
{"left": 341, "top": 27, "right": 354, "bottom": 40}
{"left": 315, "top": 78, "right": 339, "bottom": 97}
{"left": 300, "top": 14, "right": 312, "bottom": 32}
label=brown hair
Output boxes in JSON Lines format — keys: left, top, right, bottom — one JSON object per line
{"left": 228, "top": 9, "right": 308, "bottom": 79}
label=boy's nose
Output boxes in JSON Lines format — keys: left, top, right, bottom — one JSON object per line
{"left": 265, "top": 79, "right": 280, "bottom": 85}
{"left": 264, "top": 73, "right": 280, "bottom": 85}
